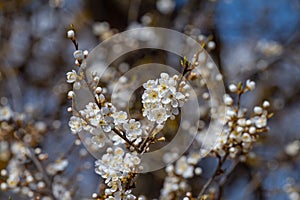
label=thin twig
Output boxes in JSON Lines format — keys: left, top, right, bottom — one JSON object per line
{"left": 216, "top": 159, "right": 239, "bottom": 200}
{"left": 14, "top": 131, "right": 57, "bottom": 200}
{"left": 112, "top": 128, "right": 141, "bottom": 153}
{"left": 139, "top": 123, "right": 158, "bottom": 153}
{"left": 128, "top": 0, "right": 141, "bottom": 23}
{"left": 197, "top": 154, "right": 228, "bottom": 199}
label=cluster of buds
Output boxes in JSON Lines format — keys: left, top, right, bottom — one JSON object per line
{"left": 213, "top": 80, "right": 272, "bottom": 160}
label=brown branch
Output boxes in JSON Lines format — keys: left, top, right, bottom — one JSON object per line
{"left": 197, "top": 153, "right": 228, "bottom": 199}
{"left": 112, "top": 128, "right": 141, "bottom": 153}
{"left": 139, "top": 123, "right": 158, "bottom": 153}
{"left": 216, "top": 159, "right": 239, "bottom": 200}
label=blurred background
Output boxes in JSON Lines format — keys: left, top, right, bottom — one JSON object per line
{"left": 0, "top": 0, "right": 300, "bottom": 199}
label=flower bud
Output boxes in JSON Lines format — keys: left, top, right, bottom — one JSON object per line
{"left": 73, "top": 50, "right": 84, "bottom": 60}
{"left": 67, "top": 30, "right": 75, "bottom": 39}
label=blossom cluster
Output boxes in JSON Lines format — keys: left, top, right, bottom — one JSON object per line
{"left": 160, "top": 152, "right": 202, "bottom": 199}
{"left": 95, "top": 147, "right": 141, "bottom": 199}
{"left": 142, "top": 73, "right": 190, "bottom": 124}
{"left": 69, "top": 100, "right": 146, "bottom": 148}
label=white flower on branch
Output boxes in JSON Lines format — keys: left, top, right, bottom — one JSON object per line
{"left": 123, "top": 119, "right": 142, "bottom": 140}
{"left": 68, "top": 116, "right": 83, "bottom": 134}
{"left": 95, "top": 147, "right": 140, "bottom": 199}
{"left": 66, "top": 70, "right": 77, "bottom": 83}
{"left": 73, "top": 50, "right": 84, "bottom": 61}
{"left": 148, "top": 107, "right": 169, "bottom": 124}
{"left": 113, "top": 111, "right": 128, "bottom": 125}
{"left": 67, "top": 30, "right": 75, "bottom": 39}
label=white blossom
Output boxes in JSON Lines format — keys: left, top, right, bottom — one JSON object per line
{"left": 207, "top": 41, "right": 216, "bottom": 50}
{"left": 66, "top": 70, "right": 77, "bottom": 83}
{"left": 285, "top": 140, "right": 300, "bottom": 156}
{"left": 263, "top": 100, "right": 270, "bottom": 108}
{"left": 249, "top": 126, "right": 256, "bottom": 134}
{"left": 246, "top": 80, "right": 255, "bottom": 90}
{"left": 142, "top": 88, "right": 160, "bottom": 103}
{"left": 0, "top": 106, "right": 13, "bottom": 121}
{"left": 68, "top": 116, "right": 82, "bottom": 134}
{"left": 228, "top": 84, "right": 237, "bottom": 92}
{"left": 223, "top": 94, "right": 233, "bottom": 106}
{"left": 254, "top": 106, "right": 263, "bottom": 115}
{"left": 113, "top": 111, "right": 128, "bottom": 125}
{"left": 0, "top": 183, "right": 7, "bottom": 191}
{"left": 253, "top": 115, "right": 267, "bottom": 128}
{"left": 123, "top": 119, "right": 142, "bottom": 140}
{"left": 7, "top": 173, "right": 20, "bottom": 188}
{"left": 67, "top": 30, "right": 75, "bottom": 39}
{"left": 148, "top": 107, "right": 168, "bottom": 124}
{"left": 73, "top": 50, "right": 84, "bottom": 61}
{"left": 67, "top": 91, "right": 74, "bottom": 98}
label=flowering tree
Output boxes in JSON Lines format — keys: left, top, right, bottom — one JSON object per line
{"left": 64, "top": 29, "right": 272, "bottom": 199}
